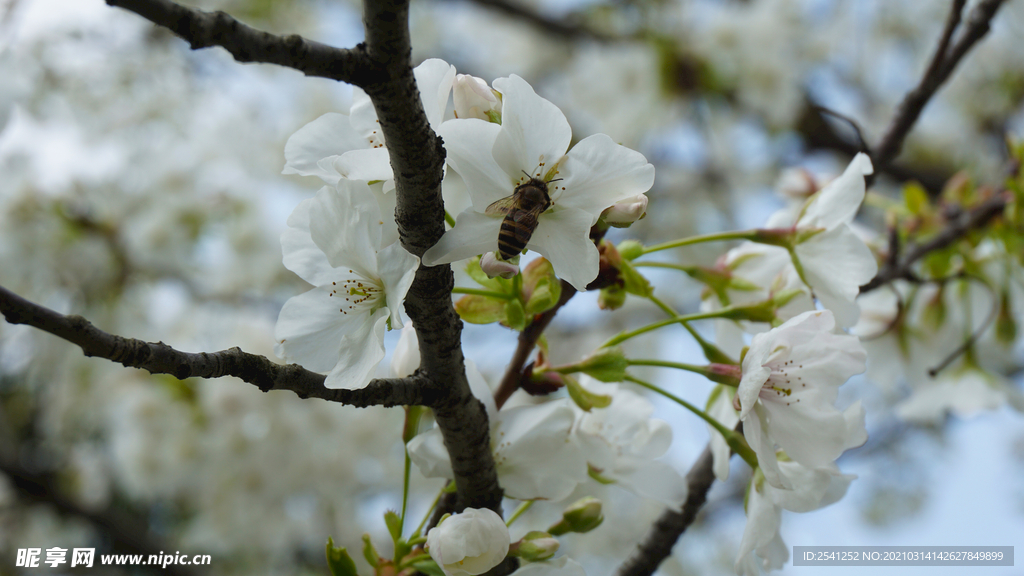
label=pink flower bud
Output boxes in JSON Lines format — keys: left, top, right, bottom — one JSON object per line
{"left": 601, "top": 194, "right": 648, "bottom": 227}
{"left": 480, "top": 251, "right": 519, "bottom": 279}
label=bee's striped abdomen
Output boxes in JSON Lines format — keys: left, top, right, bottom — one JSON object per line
{"left": 497, "top": 216, "right": 532, "bottom": 260}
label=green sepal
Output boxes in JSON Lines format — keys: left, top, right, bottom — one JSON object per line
{"left": 620, "top": 259, "right": 653, "bottom": 297}
{"left": 326, "top": 537, "right": 359, "bottom": 576}
{"left": 548, "top": 497, "right": 604, "bottom": 536}
{"left": 576, "top": 347, "right": 629, "bottom": 383}
{"left": 412, "top": 560, "right": 447, "bottom": 576}
{"left": 565, "top": 375, "right": 612, "bottom": 412}
{"left": 384, "top": 510, "right": 402, "bottom": 545}
{"left": 361, "top": 534, "right": 380, "bottom": 569}
{"left": 455, "top": 295, "right": 505, "bottom": 324}
{"left": 718, "top": 301, "right": 777, "bottom": 323}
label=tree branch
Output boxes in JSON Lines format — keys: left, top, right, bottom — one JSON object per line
{"left": 448, "top": 0, "right": 619, "bottom": 42}
{"left": 359, "top": 0, "right": 504, "bottom": 514}
{"left": 0, "top": 285, "right": 433, "bottom": 407}
{"left": 859, "top": 193, "right": 1008, "bottom": 293}
{"left": 871, "top": 0, "right": 1007, "bottom": 175}
{"left": 105, "top": 0, "right": 377, "bottom": 85}
{"left": 615, "top": 444, "right": 717, "bottom": 576}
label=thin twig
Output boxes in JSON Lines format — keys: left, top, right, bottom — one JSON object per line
{"left": 0, "top": 285, "right": 431, "bottom": 407}
{"left": 449, "top": 0, "right": 619, "bottom": 42}
{"left": 860, "top": 193, "right": 1008, "bottom": 293}
{"left": 105, "top": 0, "right": 377, "bottom": 85}
{"left": 871, "top": 0, "right": 1006, "bottom": 175}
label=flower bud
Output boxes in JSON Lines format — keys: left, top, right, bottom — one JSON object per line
{"left": 480, "top": 251, "right": 519, "bottom": 279}
{"left": 453, "top": 75, "right": 501, "bottom": 122}
{"left": 775, "top": 167, "right": 817, "bottom": 200}
{"left": 548, "top": 497, "right": 604, "bottom": 535}
{"left": 601, "top": 194, "right": 648, "bottom": 227}
{"left": 426, "top": 508, "right": 510, "bottom": 576}
{"left": 598, "top": 285, "right": 627, "bottom": 310}
{"left": 616, "top": 240, "right": 644, "bottom": 261}
{"left": 511, "top": 531, "right": 559, "bottom": 561}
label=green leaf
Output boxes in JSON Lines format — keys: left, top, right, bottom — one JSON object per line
{"left": 412, "top": 560, "right": 447, "bottom": 576}
{"left": 455, "top": 295, "right": 505, "bottom": 325}
{"left": 903, "top": 182, "right": 930, "bottom": 215}
{"left": 504, "top": 298, "right": 527, "bottom": 331}
{"left": 326, "top": 537, "right": 359, "bottom": 576}
{"left": 525, "top": 277, "right": 559, "bottom": 315}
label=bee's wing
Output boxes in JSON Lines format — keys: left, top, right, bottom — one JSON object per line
{"left": 514, "top": 203, "right": 547, "bottom": 227}
{"left": 485, "top": 195, "right": 518, "bottom": 216}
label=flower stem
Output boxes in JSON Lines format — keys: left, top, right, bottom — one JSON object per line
{"left": 506, "top": 500, "right": 534, "bottom": 527}
{"left": 400, "top": 450, "right": 411, "bottom": 536}
{"left": 647, "top": 293, "right": 678, "bottom": 317}
{"left": 412, "top": 481, "right": 451, "bottom": 539}
{"left": 640, "top": 230, "right": 759, "bottom": 255}
{"left": 624, "top": 375, "right": 757, "bottom": 468}
{"left": 399, "top": 553, "right": 433, "bottom": 569}
{"left": 451, "top": 287, "right": 514, "bottom": 300}
{"left": 444, "top": 210, "right": 456, "bottom": 228}
{"left": 602, "top": 307, "right": 738, "bottom": 348}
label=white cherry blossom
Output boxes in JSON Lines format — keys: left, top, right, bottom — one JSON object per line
{"left": 735, "top": 458, "right": 857, "bottom": 575}
{"left": 283, "top": 59, "right": 456, "bottom": 186}
{"left": 762, "top": 153, "right": 878, "bottom": 326}
{"left": 408, "top": 389, "right": 586, "bottom": 501}
{"left": 423, "top": 74, "right": 655, "bottom": 291}
{"left": 736, "top": 310, "right": 868, "bottom": 489}
{"left": 896, "top": 366, "right": 1023, "bottom": 424}
{"left": 453, "top": 74, "right": 501, "bottom": 121}
{"left": 571, "top": 378, "right": 688, "bottom": 506}
{"left": 274, "top": 181, "right": 419, "bottom": 389}
{"left": 426, "top": 508, "right": 510, "bottom": 576}
{"left": 511, "top": 557, "right": 586, "bottom": 576}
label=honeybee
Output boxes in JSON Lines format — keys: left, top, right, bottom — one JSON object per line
{"left": 485, "top": 175, "right": 554, "bottom": 261}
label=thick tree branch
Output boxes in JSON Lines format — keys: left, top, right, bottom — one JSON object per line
{"left": 360, "top": 0, "right": 503, "bottom": 514}
{"left": 0, "top": 285, "right": 433, "bottom": 407}
{"left": 859, "top": 193, "right": 1008, "bottom": 293}
{"left": 615, "top": 444, "right": 716, "bottom": 576}
{"left": 871, "top": 0, "right": 1007, "bottom": 176}
{"left": 105, "top": 0, "right": 377, "bottom": 85}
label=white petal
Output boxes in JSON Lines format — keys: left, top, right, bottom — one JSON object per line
{"left": 308, "top": 182, "right": 382, "bottom": 277}
{"left": 422, "top": 210, "right": 500, "bottom": 266}
{"left": 760, "top": 399, "right": 850, "bottom": 468}
{"left": 735, "top": 481, "right": 782, "bottom": 573}
{"left": 796, "top": 225, "right": 878, "bottom": 326}
{"left": 378, "top": 242, "right": 420, "bottom": 329}
{"left": 466, "top": 359, "right": 498, "bottom": 420}
{"left": 437, "top": 119, "right": 511, "bottom": 209}
{"left": 494, "top": 401, "right": 587, "bottom": 501}
{"left": 613, "top": 459, "right": 688, "bottom": 506}
{"left": 391, "top": 325, "right": 420, "bottom": 378}
{"left": 415, "top": 59, "right": 457, "bottom": 129}
{"left": 492, "top": 75, "right": 571, "bottom": 180}
{"left": 799, "top": 152, "right": 873, "bottom": 229}
{"left": 526, "top": 207, "right": 600, "bottom": 291}
{"left": 325, "top": 308, "right": 389, "bottom": 389}
{"left": 274, "top": 286, "right": 363, "bottom": 372}
{"left": 373, "top": 182, "right": 400, "bottom": 248}
{"left": 706, "top": 386, "right": 740, "bottom": 482}
{"left": 556, "top": 134, "right": 655, "bottom": 214}
{"left": 281, "top": 196, "right": 335, "bottom": 286}
{"left": 333, "top": 148, "right": 394, "bottom": 182}
{"left": 349, "top": 87, "right": 380, "bottom": 139}
{"left": 737, "top": 337, "right": 772, "bottom": 420}
{"left": 283, "top": 113, "right": 366, "bottom": 180}
{"left": 407, "top": 427, "right": 454, "bottom": 479}
{"left": 743, "top": 405, "right": 791, "bottom": 490}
